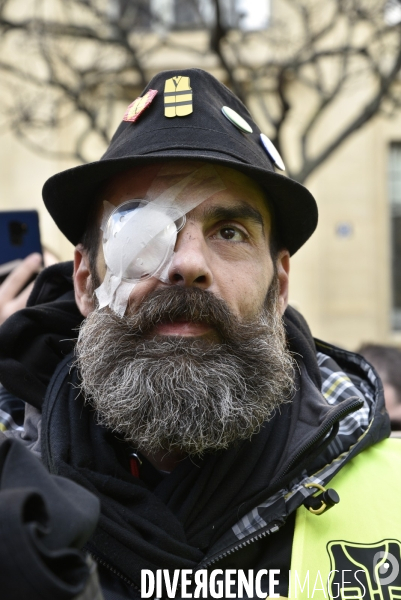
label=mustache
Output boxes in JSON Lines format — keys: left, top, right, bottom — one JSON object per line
{"left": 122, "top": 286, "right": 258, "bottom": 341}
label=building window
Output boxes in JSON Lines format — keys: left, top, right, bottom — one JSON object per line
{"left": 389, "top": 143, "right": 401, "bottom": 329}
{"left": 173, "top": 0, "right": 203, "bottom": 28}
{"left": 152, "top": 0, "right": 270, "bottom": 31}
{"left": 385, "top": 0, "right": 401, "bottom": 26}
{"left": 231, "top": 0, "right": 270, "bottom": 31}
{"left": 109, "top": 0, "right": 152, "bottom": 29}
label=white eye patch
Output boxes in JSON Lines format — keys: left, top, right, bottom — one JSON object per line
{"left": 95, "top": 165, "right": 225, "bottom": 316}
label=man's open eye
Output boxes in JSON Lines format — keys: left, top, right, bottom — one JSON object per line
{"left": 216, "top": 227, "right": 246, "bottom": 241}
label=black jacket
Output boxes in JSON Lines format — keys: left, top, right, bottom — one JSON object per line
{"left": 0, "top": 263, "right": 390, "bottom": 600}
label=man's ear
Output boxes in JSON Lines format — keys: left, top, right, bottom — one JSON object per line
{"left": 275, "top": 249, "right": 290, "bottom": 315}
{"left": 74, "top": 244, "right": 94, "bottom": 317}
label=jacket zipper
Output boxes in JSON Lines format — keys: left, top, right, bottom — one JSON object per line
{"left": 89, "top": 528, "right": 280, "bottom": 592}
{"left": 200, "top": 521, "right": 282, "bottom": 570}
{"left": 88, "top": 400, "right": 364, "bottom": 586}
{"left": 200, "top": 397, "right": 364, "bottom": 570}
{"left": 87, "top": 550, "right": 141, "bottom": 592}
{"left": 277, "top": 396, "right": 363, "bottom": 480}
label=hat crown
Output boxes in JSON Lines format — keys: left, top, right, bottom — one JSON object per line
{"left": 103, "top": 68, "right": 274, "bottom": 175}
{"left": 42, "top": 67, "right": 318, "bottom": 254}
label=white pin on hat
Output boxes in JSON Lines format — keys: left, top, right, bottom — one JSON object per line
{"left": 221, "top": 106, "right": 253, "bottom": 133}
{"left": 260, "top": 134, "right": 285, "bottom": 171}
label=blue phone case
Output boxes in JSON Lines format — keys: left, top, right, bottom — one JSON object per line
{"left": 0, "top": 210, "right": 42, "bottom": 265}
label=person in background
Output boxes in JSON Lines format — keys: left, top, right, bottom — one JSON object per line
{"left": 0, "top": 253, "right": 42, "bottom": 432}
{"left": 358, "top": 343, "right": 401, "bottom": 430}
{"left": 0, "top": 253, "right": 42, "bottom": 327}
{"left": 0, "top": 251, "right": 57, "bottom": 432}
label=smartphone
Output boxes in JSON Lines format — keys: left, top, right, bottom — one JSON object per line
{"left": 0, "top": 210, "right": 42, "bottom": 285}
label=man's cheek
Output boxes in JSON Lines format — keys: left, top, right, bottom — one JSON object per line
{"left": 219, "top": 282, "right": 266, "bottom": 321}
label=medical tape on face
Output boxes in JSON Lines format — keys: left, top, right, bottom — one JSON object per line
{"left": 95, "top": 165, "right": 225, "bottom": 316}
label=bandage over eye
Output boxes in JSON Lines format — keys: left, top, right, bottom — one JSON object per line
{"left": 95, "top": 165, "right": 225, "bottom": 316}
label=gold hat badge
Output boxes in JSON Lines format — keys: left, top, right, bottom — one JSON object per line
{"left": 164, "top": 76, "right": 193, "bottom": 118}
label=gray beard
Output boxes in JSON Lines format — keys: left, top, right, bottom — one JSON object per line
{"left": 75, "top": 281, "right": 295, "bottom": 455}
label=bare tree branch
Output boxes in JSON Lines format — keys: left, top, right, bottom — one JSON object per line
{"left": 209, "top": 0, "right": 246, "bottom": 101}
{"left": 295, "top": 37, "right": 401, "bottom": 182}
{"left": 0, "top": 0, "right": 400, "bottom": 183}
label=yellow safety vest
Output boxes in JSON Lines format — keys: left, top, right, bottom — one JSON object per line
{"left": 286, "top": 438, "right": 401, "bottom": 599}
{"left": 164, "top": 76, "right": 193, "bottom": 117}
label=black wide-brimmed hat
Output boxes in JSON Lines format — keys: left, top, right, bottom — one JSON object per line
{"left": 43, "top": 68, "right": 318, "bottom": 254}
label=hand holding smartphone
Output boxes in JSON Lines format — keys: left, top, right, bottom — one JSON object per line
{"left": 0, "top": 253, "right": 42, "bottom": 325}
{"left": 0, "top": 210, "right": 43, "bottom": 325}
{"left": 0, "top": 210, "right": 42, "bottom": 283}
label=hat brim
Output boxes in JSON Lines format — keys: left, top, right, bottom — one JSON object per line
{"left": 43, "top": 150, "right": 317, "bottom": 256}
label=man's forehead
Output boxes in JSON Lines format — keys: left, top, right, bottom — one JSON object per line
{"left": 99, "top": 160, "right": 271, "bottom": 224}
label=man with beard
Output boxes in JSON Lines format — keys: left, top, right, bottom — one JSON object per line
{"left": 74, "top": 162, "right": 295, "bottom": 464}
{"left": 0, "top": 68, "right": 399, "bottom": 600}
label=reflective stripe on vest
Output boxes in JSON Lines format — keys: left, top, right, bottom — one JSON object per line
{"left": 164, "top": 76, "right": 193, "bottom": 117}
{"left": 289, "top": 438, "right": 401, "bottom": 599}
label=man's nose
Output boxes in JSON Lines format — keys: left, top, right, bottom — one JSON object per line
{"left": 167, "top": 223, "right": 213, "bottom": 288}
